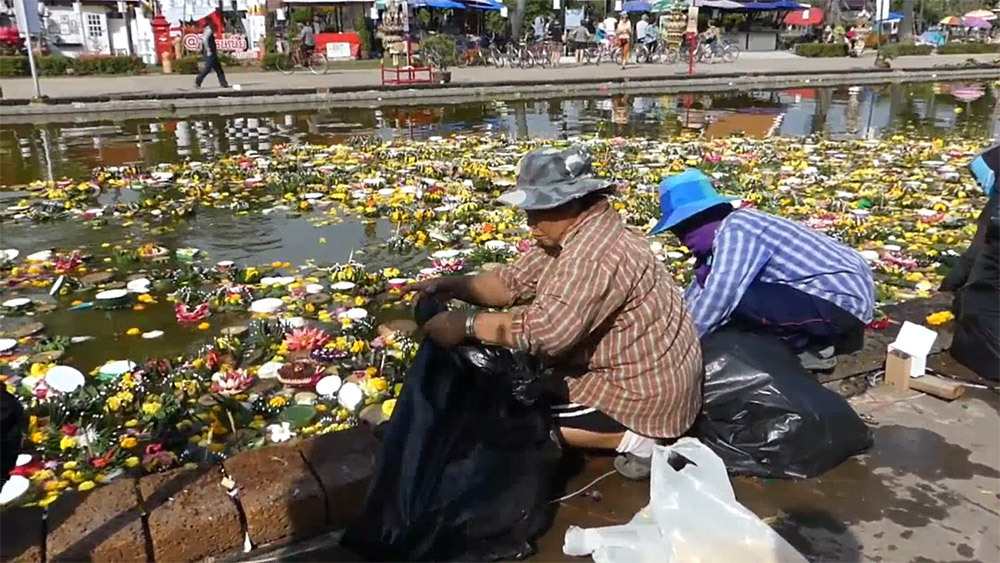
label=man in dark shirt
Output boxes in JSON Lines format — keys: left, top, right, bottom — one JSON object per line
{"left": 195, "top": 24, "right": 229, "bottom": 89}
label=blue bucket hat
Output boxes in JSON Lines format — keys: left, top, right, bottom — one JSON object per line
{"left": 648, "top": 169, "right": 736, "bottom": 235}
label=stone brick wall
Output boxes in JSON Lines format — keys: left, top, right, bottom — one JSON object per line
{"left": 0, "top": 427, "right": 378, "bottom": 562}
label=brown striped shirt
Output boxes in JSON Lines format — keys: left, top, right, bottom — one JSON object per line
{"left": 497, "top": 200, "right": 703, "bottom": 438}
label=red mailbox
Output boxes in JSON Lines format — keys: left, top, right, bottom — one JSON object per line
{"left": 151, "top": 14, "right": 172, "bottom": 64}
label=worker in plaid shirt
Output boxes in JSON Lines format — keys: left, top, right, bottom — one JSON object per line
{"left": 650, "top": 169, "right": 876, "bottom": 371}
{"left": 409, "top": 146, "right": 702, "bottom": 481}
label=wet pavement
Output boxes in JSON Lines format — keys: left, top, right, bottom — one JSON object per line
{"left": 535, "top": 383, "right": 1000, "bottom": 562}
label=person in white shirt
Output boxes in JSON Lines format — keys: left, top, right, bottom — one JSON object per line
{"left": 635, "top": 14, "right": 656, "bottom": 50}
{"left": 603, "top": 14, "right": 618, "bottom": 39}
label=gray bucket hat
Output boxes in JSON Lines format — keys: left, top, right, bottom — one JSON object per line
{"left": 496, "top": 146, "right": 613, "bottom": 210}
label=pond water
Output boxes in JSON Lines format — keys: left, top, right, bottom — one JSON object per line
{"left": 2, "top": 81, "right": 997, "bottom": 187}
{"left": 0, "top": 80, "right": 996, "bottom": 371}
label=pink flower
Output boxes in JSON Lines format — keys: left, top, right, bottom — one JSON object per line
{"left": 284, "top": 327, "right": 331, "bottom": 352}
{"left": 61, "top": 424, "right": 78, "bottom": 436}
{"left": 516, "top": 240, "right": 533, "bottom": 253}
{"left": 210, "top": 368, "right": 254, "bottom": 395}
{"left": 175, "top": 302, "right": 211, "bottom": 323}
{"left": 369, "top": 336, "right": 386, "bottom": 350}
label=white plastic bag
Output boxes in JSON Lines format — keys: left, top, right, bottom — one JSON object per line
{"left": 563, "top": 438, "right": 806, "bottom": 563}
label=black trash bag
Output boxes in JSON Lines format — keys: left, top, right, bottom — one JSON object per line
{"left": 950, "top": 191, "right": 1000, "bottom": 380}
{"left": 695, "top": 330, "right": 873, "bottom": 480}
{"left": 342, "top": 300, "right": 560, "bottom": 561}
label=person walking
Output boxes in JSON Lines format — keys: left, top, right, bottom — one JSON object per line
{"left": 195, "top": 24, "right": 229, "bottom": 89}
{"left": 615, "top": 12, "right": 632, "bottom": 69}
{"left": 571, "top": 20, "right": 591, "bottom": 64}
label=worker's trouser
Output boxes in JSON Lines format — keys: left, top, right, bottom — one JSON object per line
{"left": 727, "top": 282, "right": 865, "bottom": 355}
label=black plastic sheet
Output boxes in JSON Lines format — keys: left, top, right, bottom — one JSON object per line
{"left": 1, "top": 387, "right": 24, "bottom": 484}
{"left": 695, "top": 331, "right": 873, "bottom": 480}
{"left": 950, "top": 191, "right": 1000, "bottom": 381}
{"left": 342, "top": 301, "right": 560, "bottom": 561}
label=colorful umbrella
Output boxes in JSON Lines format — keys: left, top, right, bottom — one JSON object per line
{"left": 784, "top": 7, "right": 824, "bottom": 26}
{"left": 963, "top": 9, "right": 996, "bottom": 21}
{"left": 951, "top": 84, "right": 986, "bottom": 103}
{"left": 939, "top": 15, "right": 961, "bottom": 26}
{"left": 963, "top": 16, "right": 992, "bottom": 28}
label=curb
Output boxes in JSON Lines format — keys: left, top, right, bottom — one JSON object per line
{"left": 1, "top": 64, "right": 997, "bottom": 124}
{"left": 0, "top": 427, "right": 378, "bottom": 563}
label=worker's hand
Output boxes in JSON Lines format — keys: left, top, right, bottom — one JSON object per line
{"left": 423, "top": 311, "right": 468, "bottom": 348}
{"left": 405, "top": 276, "right": 459, "bottom": 302}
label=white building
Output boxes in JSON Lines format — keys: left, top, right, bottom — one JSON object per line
{"left": 42, "top": 0, "right": 156, "bottom": 62}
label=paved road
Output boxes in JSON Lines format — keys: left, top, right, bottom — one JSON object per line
{"left": 1, "top": 52, "right": 995, "bottom": 101}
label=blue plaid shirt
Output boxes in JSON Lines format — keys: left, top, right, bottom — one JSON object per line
{"left": 684, "top": 209, "right": 876, "bottom": 336}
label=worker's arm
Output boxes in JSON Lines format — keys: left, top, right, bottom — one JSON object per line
{"left": 406, "top": 269, "right": 511, "bottom": 308}
{"left": 407, "top": 247, "right": 548, "bottom": 308}
{"left": 686, "top": 218, "right": 774, "bottom": 335}
{"left": 505, "top": 257, "right": 617, "bottom": 357}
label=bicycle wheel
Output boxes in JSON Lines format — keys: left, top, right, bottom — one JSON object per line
{"left": 535, "top": 47, "right": 550, "bottom": 67}
{"left": 276, "top": 52, "right": 294, "bottom": 75}
{"left": 491, "top": 47, "right": 505, "bottom": 68}
{"left": 664, "top": 47, "right": 680, "bottom": 64}
{"left": 611, "top": 47, "right": 623, "bottom": 66}
{"left": 723, "top": 44, "right": 740, "bottom": 63}
{"left": 307, "top": 51, "right": 329, "bottom": 75}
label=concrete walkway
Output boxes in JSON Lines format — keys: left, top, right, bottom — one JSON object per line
{"left": 1, "top": 52, "right": 996, "bottom": 102}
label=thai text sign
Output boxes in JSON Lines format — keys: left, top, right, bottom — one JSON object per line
{"left": 182, "top": 32, "right": 249, "bottom": 52}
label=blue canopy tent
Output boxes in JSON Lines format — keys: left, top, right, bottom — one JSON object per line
{"left": 411, "top": 0, "right": 466, "bottom": 8}
{"left": 460, "top": 0, "right": 502, "bottom": 10}
{"left": 622, "top": 0, "right": 653, "bottom": 12}
{"left": 741, "top": 1, "right": 808, "bottom": 10}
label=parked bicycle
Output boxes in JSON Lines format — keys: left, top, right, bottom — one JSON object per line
{"left": 695, "top": 39, "right": 740, "bottom": 63}
{"left": 275, "top": 39, "right": 330, "bottom": 75}
{"left": 581, "top": 38, "right": 622, "bottom": 66}
{"left": 635, "top": 40, "right": 679, "bottom": 64}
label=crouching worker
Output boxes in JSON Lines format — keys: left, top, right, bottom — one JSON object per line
{"left": 408, "top": 146, "right": 703, "bottom": 480}
{"left": 650, "top": 170, "right": 876, "bottom": 371}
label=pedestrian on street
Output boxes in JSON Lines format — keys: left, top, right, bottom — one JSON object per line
{"left": 571, "top": 21, "right": 591, "bottom": 64}
{"left": 616, "top": 12, "right": 632, "bottom": 69}
{"left": 195, "top": 24, "right": 229, "bottom": 89}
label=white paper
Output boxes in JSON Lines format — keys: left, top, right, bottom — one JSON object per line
{"left": 888, "top": 321, "right": 938, "bottom": 377}
{"left": 500, "top": 6, "right": 508, "bottom": 17}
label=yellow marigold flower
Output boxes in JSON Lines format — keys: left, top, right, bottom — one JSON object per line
{"left": 30, "top": 431, "right": 46, "bottom": 443}
{"left": 369, "top": 377, "right": 388, "bottom": 393}
{"left": 197, "top": 322, "right": 211, "bottom": 330}
{"left": 59, "top": 436, "right": 76, "bottom": 451}
{"left": 268, "top": 396, "right": 287, "bottom": 408}
{"left": 38, "top": 493, "right": 59, "bottom": 507}
{"left": 126, "top": 327, "right": 141, "bottom": 336}
{"left": 77, "top": 480, "right": 96, "bottom": 492}
{"left": 141, "top": 402, "right": 162, "bottom": 416}
{"left": 350, "top": 340, "right": 365, "bottom": 354}
{"left": 120, "top": 436, "right": 138, "bottom": 449}
{"left": 63, "top": 461, "right": 78, "bottom": 470}
{"left": 43, "top": 480, "right": 63, "bottom": 492}
{"left": 926, "top": 311, "right": 955, "bottom": 326}
{"left": 105, "top": 396, "right": 122, "bottom": 412}
{"left": 124, "top": 419, "right": 138, "bottom": 427}
{"left": 30, "top": 363, "right": 52, "bottom": 377}
{"left": 125, "top": 456, "right": 140, "bottom": 468}
{"left": 382, "top": 399, "right": 397, "bottom": 418}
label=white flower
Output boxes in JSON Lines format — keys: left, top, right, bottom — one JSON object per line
{"left": 76, "top": 426, "right": 100, "bottom": 449}
{"left": 266, "top": 422, "right": 294, "bottom": 443}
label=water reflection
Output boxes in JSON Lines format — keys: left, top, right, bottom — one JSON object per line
{"left": 1, "top": 81, "right": 997, "bottom": 186}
